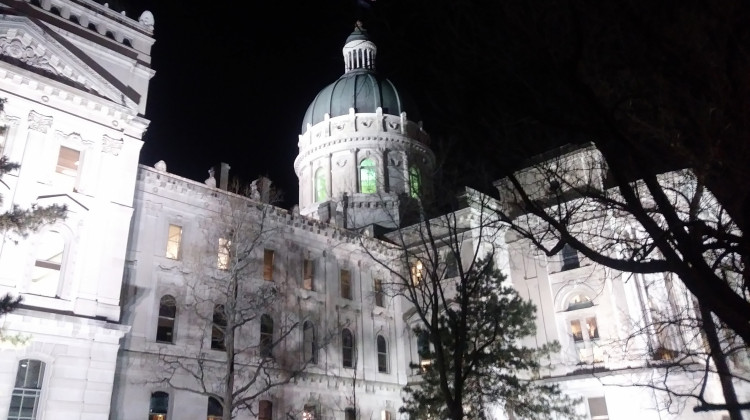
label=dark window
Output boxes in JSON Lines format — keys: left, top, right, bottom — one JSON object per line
{"left": 8, "top": 359, "right": 45, "bottom": 420}
{"left": 105, "top": 30, "right": 115, "bottom": 40}
{"left": 376, "top": 335, "right": 388, "bottom": 373}
{"left": 70, "top": 15, "right": 80, "bottom": 24}
{"left": 156, "top": 295, "right": 176, "bottom": 343}
{"left": 340, "top": 269, "right": 352, "bottom": 299}
{"left": 211, "top": 305, "right": 226, "bottom": 350}
{"left": 50, "top": 6, "right": 61, "bottom": 15}
{"left": 123, "top": 38, "right": 132, "bottom": 47}
{"left": 149, "top": 391, "right": 169, "bottom": 420}
{"left": 259, "top": 400, "right": 273, "bottom": 420}
{"left": 445, "top": 252, "right": 458, "bottom": 278}
{"left": 417, "top": 330, "right": 430, "bottom": 361}
{"left": 561, "top": 244, "right": 580, "bottom": 271}
{"left": 373, "top": 278, "right": 384, "bottom": 307}
{"left": 303, "top": 321, "right": 317, "bottom": 364}
{"left": 260, "top": 314, "right": 273, "bottom": 357}
{"left": 88, "top": 22, "right": 97, "bottom": 32}
{"left": 207, "top": 397, "right": 223, "bottom": 420}
{"left": 303, "top": 405, "right": 317, "bottom": 420}
{"left": 345, "top": 407, "right": 357, "bottom": 420}
{"left": 342, "top": 329, "right": 354, "bottom": 368}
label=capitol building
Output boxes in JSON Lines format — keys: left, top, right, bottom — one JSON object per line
{"left": 0, "top": 1, "right": 744, "bottom": 420}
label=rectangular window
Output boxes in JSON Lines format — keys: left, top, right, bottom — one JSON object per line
{"left": 381, "top": 411, "right": 392, "bottom": 420}
{"left": 302, "top": 405, "right": 317, "bottom": 420}
{"left": 570, "top": 320, "right": 583, "bottom": 342}
{"left": 345, "top": 408, "right": 357, "bottom": 420}
{"left": 211, "top": 305, "right": 226, "bottom": 351}
{"left": 166, "top": 224, "right": 182, "bottom": 260}
{"left": 340, "top": 269, "right": 352, "bottom": 299}
{"left": 217, "top": 238, "right": 231, "bottom": 270}
{"left": 264, "top": 249, "right": 274, "bottom": 281}
{"left": 586, "top": 317, "right": 599, "bottom": 340}
{"left": 587, "top": 397, "right": 609, "bottom": 420}
{"left": 561, "top": 244, "right": 580, "bottom": 271}
{"left": 373, "top": 278, "right": 384, "bottom": 307}
{"left": 303, "top": 259, "right": 314, "bottom": 290}
{"left": 55, "top": 146, "right": 80, "bottom": 190}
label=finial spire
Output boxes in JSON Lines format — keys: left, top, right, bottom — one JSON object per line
{"left": 343, "top": 21, "right": 377, "bottom": 74}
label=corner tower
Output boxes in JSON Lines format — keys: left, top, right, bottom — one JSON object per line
{"left": 295, "top": 22, "right": 434, "bottom": 230}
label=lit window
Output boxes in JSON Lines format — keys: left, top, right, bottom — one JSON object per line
{"left": 409, "top": 166, "right": 421, "bottom": 198}
{"left": 260, "top": 314, "right": 274, "bottom": 358}
{"left": 345, "top": 407, "right": 357, "bottom": 420}
{"left": 587, "top": 397, "right": 609, "bottom": 420}
{"left": 570, "top": 320, "right": 583, "bottom": 342}
{"left": 342, "top": 328, "right": 355, "bottom": 368}
{"left": 29, "top": 230, "right": 64, "bottom": 297}
{"left": 55, "top": 146, "right": 79, "bottom": 189}
{"left": 586, "top": 317, "right": 599, "bottom": 340}
{"left": 264, "top": 249, "right": 274, "bottom": 281}
{"left": 314, "top": 167, "right": 328, "bottom": 202}
{"left": 165, "top": 225, "right": 182, "bottom": 260}
{"left": 259, "top": 400, "right": 273, "bottom": 420}
{"left": 566, "top": 294, "right": 593, "bottom": 311}
{"left": 410, "top": 260, "right": 424, "bottom": 285}
{"left": 302, "top": 405, "right": 317, "bottom": 420}
{"left": 149, "top": 391, "right": 169, "bottom": 420}
{"left": 373, "top": 278, "right": 384, "bottom": 307}
{"left": 303, "top": 321, "right": 317, "bottom": 364}
{"left": 340, "top": 269, "right": 352, "bottom": 299}
{"left": 560, "top": 244, "right": 580, "bottom": 271}
{"left": 207, "top": 397, "right": 223, "bottom": 420}
{"left": 156, "top": 295, "right": 176, "bottom": 343}
{"left": 7, "top": 359, "right": 45, "bottom": 420}
{"left": 359, "top": 159, "right": 376, "bottom": 194}
{"left": 381, "top": 411, "right": 392, "bottom": 420}
{"left": 217, "top": 238, "right": 231, "bottom": 270}
{"left": 376, "top": 335, "right": 388, "bottom": 373}
{"left": 303, "top": 259, "right": 314, "bottom": 291}
{"left": 211, "top": 305, "right": 226, "bottom": 351}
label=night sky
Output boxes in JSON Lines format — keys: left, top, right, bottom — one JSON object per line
{"left": 115, "top": 0, "right": 426, "bottom": 208}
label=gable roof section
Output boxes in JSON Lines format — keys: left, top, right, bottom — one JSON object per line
{"left": 0, "top": 15, "right": 139, "bottom": 109}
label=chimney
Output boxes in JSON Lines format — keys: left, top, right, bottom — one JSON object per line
{"left": 213, "top": 162, "right": 231, "bottom": 191}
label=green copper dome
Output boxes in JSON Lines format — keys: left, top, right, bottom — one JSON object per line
{"left": 301, "top": 22, "right": 420, "bottom": 133}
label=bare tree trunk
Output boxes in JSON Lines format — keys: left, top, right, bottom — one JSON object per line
{"left": 700, "top": 304, "right": 742, "bottom": 420}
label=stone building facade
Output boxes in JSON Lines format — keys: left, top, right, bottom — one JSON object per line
{"left": 0, "top": 3, "right": 743, "bottom": 420}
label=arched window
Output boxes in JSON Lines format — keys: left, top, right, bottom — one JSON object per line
{"left": 359, "top": 159, "right": 376, "bottom": 194}
{"left": 207, "top": 397, "right": 223, "bottom": 420}
{"left": 345, "top": 407, "right": 357, "bottom": 420}
{"left": 260, "top": 314, "right": 274, "bottom": 357}
{"left": 314, "top": 167, "right": 328, "bottom": 202}
{"left": 30, "top": 230, "right": 65, "bottom": 297}
{"left": 211, "top": 305, "right": 226, "bottom": 351}
{"left": 567, "top": 294, "right": 593, "bottom": 311}
{"left": 259, "top": 400, "right": 273, "bottom": 420}
{"left": 8, "top": 359, "right": 45, "bottom": 420}
{"left": 149, "top": 391, "right": 169, "bottom": 420}
{"left": 342, "top": 328, "right": 354, "bottom": 368}
{"left": 409, "top": 166, "right": 421, "bottom": 198}
{"left": 376, "top": 335, "right": 388, "bottom": 373}
{"left": 303, "top": 321, "right": 317, "bottom": 364}
{"left": 156, "top": 295, "right": 177, "bottom": 343}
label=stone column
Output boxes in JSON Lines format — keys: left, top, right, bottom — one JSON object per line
{"left": 25, "top": 110, "right": 54, "bottom": 186}
{"left": 326, "top": 153, "right": 333, "bottom": 199}
{"left": 351, "top": 148, "right": 359, "bottom": 193}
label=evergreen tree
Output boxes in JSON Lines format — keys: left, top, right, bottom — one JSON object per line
{"left": 401, "top": 256, "right": 577, "bottom": 420}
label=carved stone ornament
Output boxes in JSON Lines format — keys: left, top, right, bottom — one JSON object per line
{"left": 389, "top": 157, "right": 401, "bottom": 167}
{"left": 27, "top": 110, "right": 53, "bottom": 133}
{"left": 154, "top": 160, "right": 167, "bottom": 172}
{"left": 360, "top": 119, "right": 373, "bottom": 128}
{"left": 102, "top": 135, "right": 124, "bottom": 155}
{"left": 0, "top": 35, "right": 60, "bottom": 77}
{"left": 336, "top": 158, "right": 347, "bottom": 167}
{"left": 335, "top": 122, "right": 346, "bottom": 131}
{"left": 56, "top": 131, "right": 92, "bottom": 146}
{"left": 387, "top": 121, "right": 399, "bottom": 130}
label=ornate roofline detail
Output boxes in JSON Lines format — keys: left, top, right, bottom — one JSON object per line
{"left": 28, "top": 109, "right": 52, "bottom": 133}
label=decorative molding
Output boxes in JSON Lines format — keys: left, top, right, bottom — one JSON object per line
{"left": 102, "top": 134, "right": 124, "bottom": 155}
{"left": 28, "top": 110, "right": 53, "bottom": 133}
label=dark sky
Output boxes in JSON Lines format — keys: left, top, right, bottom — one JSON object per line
{"left": 117, "top": 1, "right": 412, "bottom": 208}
